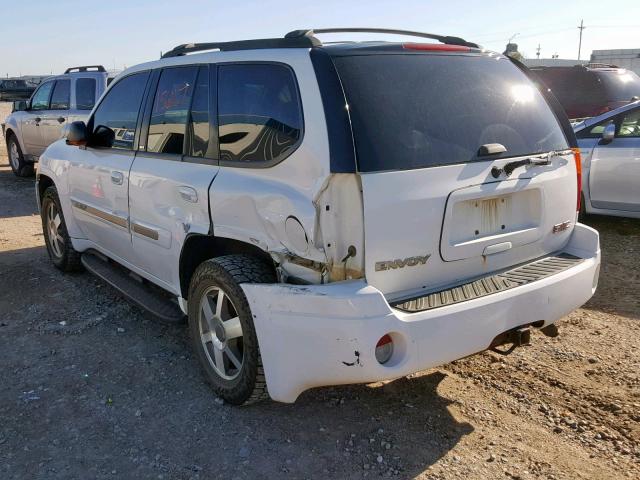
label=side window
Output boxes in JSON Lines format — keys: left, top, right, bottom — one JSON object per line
{"left": 50, "top": 80, "right": 70, "bottom": 110}
{"left": 218, "top": 64, "right": 302, "bottom": 163}
{"left": 188, "top": 66, "right": 211, "bottom": 158}
{"left": 618, "top": 109, "right": 640, "bottom": 138}
{"left": 30, "top": 81, "right": 54, "bottom": 110}
{"left": 91, "top": 71, "right": 150, "bottom": 150}
{"left": 576, "top": 119, "right": 614, "bottom": 139}
{"left": 147, "top": 66, "right": 197, "bottom": 155}
{"left": 75, "top": 78, "right": 97, "bottom": 110}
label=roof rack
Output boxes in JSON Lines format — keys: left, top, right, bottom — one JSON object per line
{"left": 162, "top": 27, "right": 478, "bottom": 58}
{"left": 285, "top": 28, "right": 479, "bottom": 48}
{"left": 585, "top": 62, "right": 620, "bottom": 69}
{"left": 64, "top": 65, "right": 106, "bottom": 73}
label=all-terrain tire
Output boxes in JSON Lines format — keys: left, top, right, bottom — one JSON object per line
{"left": 40, "top": 186, "right": 83, "bottom": 272}
{"left": 6, "top": 134, "right": 34, "bottom": 177}
{"left": 188, "top": 255, "right": 276, "bottom": 405}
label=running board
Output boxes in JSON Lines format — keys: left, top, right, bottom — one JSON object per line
{"left": 392, "top": 254, "right": 583, "bottom": 313}
{"left": 81, "top": 252, "right": 185, "bottom": 323}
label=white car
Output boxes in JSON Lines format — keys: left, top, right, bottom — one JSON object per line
{"left": 35, "top": 29, "right": 600, "bottom": 405}
{"left": 574, "top": 100, "right": 640, "bottom": 218}
{"left": 2, "top": 65, "right": 108, "bottom": 177}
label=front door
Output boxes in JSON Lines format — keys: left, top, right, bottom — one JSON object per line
{"left": 589, "top": 107, "right": 640, "bottom": 212}
{"left": 129, "top": 66, "right": 218, "bottom": 290}
{"left": 21, "top": 80, "right": 54, "bottom": 157}
{"left": 39, "top": 79, "right": 70, "bottom": 148}
{"left": 68, "top": 71, "right": 151, "bottom": 264}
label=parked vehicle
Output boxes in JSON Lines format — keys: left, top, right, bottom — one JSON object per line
{"left": 2, "top": 65, "right": 108, "bottom": 176}
{"left": 530, "top": 64, "right": 640, "bottom": 120}
{"left": 0, "top": 79, "right": 36, "bottom": 101}
{"left": 36, "top": 29, "right": 600, "bottom": 405}
{"left": 574, "top": 100, "right": 640, "bottom": 218}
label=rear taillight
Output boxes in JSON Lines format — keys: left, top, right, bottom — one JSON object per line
{"left": 572, "top": 147, "right": 582, "bottom": 212}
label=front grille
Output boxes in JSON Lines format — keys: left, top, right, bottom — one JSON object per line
{"left": 391, "top": 254, "right": 583, "bottom": 313}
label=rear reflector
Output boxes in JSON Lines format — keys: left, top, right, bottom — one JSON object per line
{"left": 375, "top": 334, "right": 394, "bottom": 364}
{"left": 403, "top": 43, "right": 471, "bottom": 52}
{"left": 572, "top": 147, "right": 582, "bottom": 212}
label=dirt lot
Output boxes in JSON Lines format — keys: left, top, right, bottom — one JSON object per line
{"left": 1, "top": 100, "right": 638, "bottom": 480}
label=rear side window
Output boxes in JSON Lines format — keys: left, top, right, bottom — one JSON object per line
{"left": 147, "top": 66, "right": 197, "bottom": 155}
{"left": 92, "top": 71, "right": 149, "bottom": 150}
{"left": 218, "top": 64, "right": 302, "bottom": 164}
{"left": 75, "top": 78, "right": 96, "bottom": 110}
{"left": 333, "top": 54, "right": 570, "bottom": 172}
{"left": 188, "top": 66, "right": 211, "bottom": 158}
{"left": 30, "top": 81, "right": 54, "bottom": 110}
{"left": 50, "top": 80, "right": 70, "bottom": 110}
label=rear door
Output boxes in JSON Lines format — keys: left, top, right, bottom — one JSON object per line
{"left": 589, "top": 106, "right": 640, "bottom": 212}
{"left": 332, "top": 51, "right": 577, "bottom": 299}
{"left": 128, "top": 65, "right": 219, "bottom": 288}
{"left": 39, "top": 79, "right": 70, "bottom": 147}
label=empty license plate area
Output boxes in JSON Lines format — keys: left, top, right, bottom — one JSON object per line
{"left": 441, "top": 185, "right": 543, "bottom": 261}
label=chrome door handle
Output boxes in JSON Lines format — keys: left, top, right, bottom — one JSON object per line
{"left": 57, "top": 117, "right": 65, "bottom": 123}
{"left": 111, "top": 171, "right": 124, "bottom": 185}
{"left": 35, "top": 117, "right": 41, "bottom": 123}
{"left": 178, "top": 186, "right": 198, "bottom": 203}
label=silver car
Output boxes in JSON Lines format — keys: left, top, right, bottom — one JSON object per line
{"left": 574, "top": 100, "right": 640, "bottom": 218}
{"left": 2, "top": 65, "right": 108, "bottom": 176}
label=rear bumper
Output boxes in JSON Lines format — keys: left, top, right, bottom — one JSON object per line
{"left": 244, "top": 223, "right": 600, "bottom": 403}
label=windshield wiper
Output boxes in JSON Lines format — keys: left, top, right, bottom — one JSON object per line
{"left": 491, "top": 149, "right": 573, "bottom": 179}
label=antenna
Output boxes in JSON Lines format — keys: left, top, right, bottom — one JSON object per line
{"left": 577, "top": 19, "right": 586, "bottom": 60}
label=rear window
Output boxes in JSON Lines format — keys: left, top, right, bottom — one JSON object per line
{"left": 532, "top": 68, "right": 605, "bottom": 109}
{"left": 333, "top": 54, "right": 569, "bottom": 172}
{"left": 597, "top": 70, "right": 640, "bottom": 102}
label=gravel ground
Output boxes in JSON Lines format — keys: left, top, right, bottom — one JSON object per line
{"left": 1, "top": 101, "right": 639, "bottom": 479}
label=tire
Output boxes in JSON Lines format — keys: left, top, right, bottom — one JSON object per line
{"left": 188, "top": 254, "right": 276, "bottom": 405}
{"left": 6, "top": 134, "right": 34, "bottom": 177}
{"left": 40, "top": 186, "right": 82, "bottom": 272}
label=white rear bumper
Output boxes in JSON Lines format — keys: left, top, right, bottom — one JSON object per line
{"left": 243, "top": 224, "right": 600, "bottom": 403}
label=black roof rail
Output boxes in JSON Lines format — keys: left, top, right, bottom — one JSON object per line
{"left": 285, "top": 28, "right": 479, "bottom": 48}
{"left": 162, "top": 36, "right": 321, "bottom": 58}
{"left": 64, "top": 65, "right": 106, "bottom": 74}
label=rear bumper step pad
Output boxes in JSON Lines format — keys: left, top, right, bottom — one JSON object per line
{"left": 392, "top": 254, "right": 583, "bottom": 313}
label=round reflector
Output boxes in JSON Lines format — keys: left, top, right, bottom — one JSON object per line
{"left": 375, "top": 334, "right": 394, "bottom": 365}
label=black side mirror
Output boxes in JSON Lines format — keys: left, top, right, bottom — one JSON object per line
{"left": 66, "top": 121, "right": 89, "bottom": 146}
{"left": 92, "top": 125, "right": 115, "bottom": 148}
{"left": 12, "top": 100, "right": 27, "bottom": 112}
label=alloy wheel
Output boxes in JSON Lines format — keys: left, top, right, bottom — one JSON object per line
{"left": 46, "top": 201, "right": 64, "bottom": 258}
{"left": 9, "top": 141, "right": 20, "bottom": 170}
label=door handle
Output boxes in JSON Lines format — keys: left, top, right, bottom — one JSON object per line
{"left": 35, "top": 117, "right": 41, "bottom": 123}
{"left": 110, "top": 171, "right": 124, "bottom": 185}
{"left": 57, "top": 117, "right": 65, "bottom": 124}
{"left": 178, "top": 186, "right": 198, "bottom": 203}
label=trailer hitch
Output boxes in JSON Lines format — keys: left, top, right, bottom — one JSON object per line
{"left": 489, "top": 327, "right": 531, "bottom": 356}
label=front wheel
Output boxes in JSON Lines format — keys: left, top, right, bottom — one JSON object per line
{"left": 7, "top": 134, "right": 34, "bottom": 177}
{"left": 188, "top": 255, "right": 276, "bottom": 405}
{"left": 40, "top": 186, "right": 82, "bottom": 272}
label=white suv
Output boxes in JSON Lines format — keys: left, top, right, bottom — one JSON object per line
{"left": 36, "top": 29, "right": 601, "bottom": 405}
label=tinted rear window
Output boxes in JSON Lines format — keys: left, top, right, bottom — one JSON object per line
{"left": 531, "top": 68, "right": 605, "bottom": 109}
{"left": 333, "top": 54, "right": 569, "bottom": 172}
{"left": 597, "top": 70, "right": 640, "bottom": 102}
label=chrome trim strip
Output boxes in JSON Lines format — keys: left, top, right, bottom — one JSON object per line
{"left": 71, "top": 199, "right": 128, "bottom": 228}
{"left": 131, "top": 222, "right": 159, "bottom": 241}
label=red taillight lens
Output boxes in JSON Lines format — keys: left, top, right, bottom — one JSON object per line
{"left": 375, "top": 334, "right": 394, "bottom": 365}
{"left": 572, "top": 147, "right": 582, "bottom": 212}
{"left": 403, "top": 43, "right": 471, "bottom": 52}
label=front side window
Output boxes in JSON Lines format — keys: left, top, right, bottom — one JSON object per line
{"left": 30, "top": 81, "right": 54, "bottom": 110}
{"left": 618, "top": 109, "right": 640, "bottom": 138}
{"left": 75, "top": 78, "right": 97, "bottom": 110}
{"left": 50, "top": 80, "right": 70, "bottom": 110}
{"left": 218, "top": 64, "right": 302, "bottom": 163}
{"left": 147, "top": 66, "right": 197, "bottom": 154}
{"left": 577, "top": 119, "right": 615, "bottom": 139}
{"left": 91, "top": 71, "right": 149, "bottom": 150}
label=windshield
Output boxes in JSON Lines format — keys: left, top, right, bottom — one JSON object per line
{"left": 333, "top": 54, "right": 570, "bottom": 172}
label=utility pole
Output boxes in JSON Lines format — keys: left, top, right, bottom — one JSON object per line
{"left": 577, "top": 19, "right": 586, "bottom": 60}
{"left": 536, "top": 44, "right": 541, "bottom": 59}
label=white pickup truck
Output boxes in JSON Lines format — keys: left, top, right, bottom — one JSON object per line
{"left": 2, "top": 65, "right": 108, "bottom": 176}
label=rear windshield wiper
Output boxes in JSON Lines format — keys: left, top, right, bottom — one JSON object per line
{"left": 491, "top": 149, "right": 573, "bottom": 179}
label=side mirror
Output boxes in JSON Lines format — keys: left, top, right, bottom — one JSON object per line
{"left": 12, "top": 100, "right": 27, "bottom": 112}
{"left": 66, "top": 121, "right": 89, "bottom": 146}
{"left": 601, "top": 123, "right": 616, "bottom": 144}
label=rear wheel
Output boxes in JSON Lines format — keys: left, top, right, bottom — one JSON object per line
{"left": 40, "top": 186, "right": 82, "bottom": 272}
{"left": 188, "top": 255, "right": 275, "bottom": 405}
{"left": 7, "top": 134, "right": 34, "bottom": 177}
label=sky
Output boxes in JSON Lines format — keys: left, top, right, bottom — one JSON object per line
{"left": 1, "top": 0, "right": 639, "bottom": 77}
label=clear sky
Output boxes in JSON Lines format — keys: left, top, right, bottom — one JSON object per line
{"left": 2, "top": 0, "right": 639, "bottom": 77}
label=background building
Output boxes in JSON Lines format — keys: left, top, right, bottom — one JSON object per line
{"left": 590, "top": 49, "right": 640, "bottom": 75}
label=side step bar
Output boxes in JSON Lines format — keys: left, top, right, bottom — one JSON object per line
{"left": 81, "top": 252, "right": 185, "bottom": 323}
